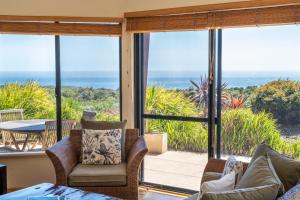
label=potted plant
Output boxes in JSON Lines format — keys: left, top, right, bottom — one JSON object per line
{"left": 144, "top": 122, "right": 168, "bottom": 154}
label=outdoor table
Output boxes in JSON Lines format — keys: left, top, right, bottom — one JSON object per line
{"left": 0, "top": 119, "right": 49, "bottom": 151}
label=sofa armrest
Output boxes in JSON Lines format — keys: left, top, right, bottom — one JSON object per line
{"left": 204, "top": 158, "right": 249, "bottom": 174}
{"left": 46, "top": 137, "right": 78, "bottom": 185}
{"left": 127, "top": 137, "right": 148, "bottom": 185}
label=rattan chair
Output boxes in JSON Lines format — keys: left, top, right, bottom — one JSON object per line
{"left": 0, "top": 109, "right": 27, "bottom": 146}
{"left": 41, "top": 120, "right": 77, "bottom": 150}
{"left": 46, "top": 129, "right": 148, "bottom": 200}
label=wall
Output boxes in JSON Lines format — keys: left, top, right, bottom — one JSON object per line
{"left": 124, "top": 0, "right": 247, "bottom": 13}
{"left": 0, "top": 0, "right": 246, "bottom": 17}
{"left": 0, "top": 152, "right": 55, "bottom": 190}
{"left": 0, "top": 0, "right": 124, "bottom": 17}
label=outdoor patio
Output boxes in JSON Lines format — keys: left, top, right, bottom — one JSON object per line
{"left": 144, "top": 151, "right": 207, "bottom": 191}
{"left": 144, "top": 151, "right": 252, "bottom": 191}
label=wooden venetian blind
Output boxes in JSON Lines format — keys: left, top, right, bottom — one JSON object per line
{"left": 126, "top": 0, "right": 300, "bottom": 32}
{"left": 0, "top": 15, "right": 123, "bottom": 36}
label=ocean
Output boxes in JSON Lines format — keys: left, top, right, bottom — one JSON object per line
{"left": 1, "top": 71, "right": 300, "bottom": 89}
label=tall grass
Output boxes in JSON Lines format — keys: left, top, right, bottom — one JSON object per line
{"left": 0, "top": 81, "right": 55, "bottom": 119}
{"left": 222, "top": 109, "right": 300, "bottom": 158}
{"left": 146, "top": 86, "right": 208, "bottom": 152}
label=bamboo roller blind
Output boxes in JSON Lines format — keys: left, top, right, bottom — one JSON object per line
{"left": 0, "top": 16, "right": 122, "bottom": 36}
{"left": 126, "top": 4, "right": 300, "bottom": 32}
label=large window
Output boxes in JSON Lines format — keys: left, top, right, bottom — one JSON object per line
{"left": 0, "top": 34, "right": 121, "bottom": 152}
{"left": 0, "top": 34, "right": 56, "bottom": 152}
{"left": 60, "top": 36, "right": 120, "bottom": 137}
{"left": 221, "top": 25, "right": 300, "bottom": 160}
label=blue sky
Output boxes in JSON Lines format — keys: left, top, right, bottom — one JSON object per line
{"left": 0, "top": 25, "right": 299, "bottom": 72}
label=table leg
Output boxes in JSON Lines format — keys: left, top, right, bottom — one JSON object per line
{"left": 21, "top": 134, "right": 30, "bottom": 151}
{"left": 9, "top": 132, "right": 21, "bottom": 151}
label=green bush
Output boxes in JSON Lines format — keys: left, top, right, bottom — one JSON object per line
{"left": 251, "top": 80, "right": 300, "bottom": 125}
{"left": 0, "top": 82, "right": 84, "bottom": 121}
{"left": 0, "top": 81, "right": 55, "bottom": 119}
{"left": 61, "top": 98, "right": 82, "bottom": 120}
{"left": 222, "top": 108, "right": 300, "bottom": 159}
{"left": 146, "top": 86, "right": 207, "bottom": 152}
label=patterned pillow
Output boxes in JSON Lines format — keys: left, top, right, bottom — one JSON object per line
{"left": 81, "top": 129, "right": 122, "bottom": 165}
{"left": 222, "top": 156, "right": 244, "bottom": 184}
{"left": 277, "top": 184, "right": 300, "bottom": 200}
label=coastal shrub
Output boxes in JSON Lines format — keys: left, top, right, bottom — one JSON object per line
{"left": 221, "top": 108, "right": 300, "bottom": 159}
{"left": 251, "top": 80, "right": 300, "bottom": 125}
{"left": 145, "top": 86, "right": 207, "bottom": 152}
{"left": 0, "top": 81, "right": 55, "bottom": 119}
{"left": 61, "top": 98, "right": 82, "bottom": 120}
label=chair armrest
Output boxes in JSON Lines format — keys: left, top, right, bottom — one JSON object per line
{"left": 46, "top": 137, "right": 78, "bottom": 186}
{"left": 127, "top": 137, "right": 148, "bottom": 185}
{"left": 204, "top": 159, "right": 227, "bottom": 174}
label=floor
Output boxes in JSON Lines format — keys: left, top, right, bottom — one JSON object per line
{"left": 139, "top": 188, "right": 188, "bottom": 200}
{"left": 144, "top": 151, "right": 208, "bottom": 191}
{"left": 143, "top": 150, "right": 251, "bottom": 191}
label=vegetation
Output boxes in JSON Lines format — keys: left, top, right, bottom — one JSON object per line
{"left": 145, "top": 87, "right": 207, "bottom": 152}
{"left": 221, "top": 108, "right": 300, "bottom": 158}
{"left": 251, "top": 80, "right": 300, "bottom": 125}
{"left": 0, "top": 81, "right": 55, "bottom": 119}
{"left": 0, "top": 82, "right": 120, "bottom": 121}
{"left": 1, "top": 80, "right": 300, "bottom": 158}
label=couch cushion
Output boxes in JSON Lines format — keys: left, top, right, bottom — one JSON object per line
{"left": 68, "top": 163, "right": 127, "bottom": 187}
{"left": 201, "top": 185, "right": 280, "bottom": 200}
{"left": 81, "top": 120, "right": 127, "bottom": 162}
{"left": 236, "top": 156, "right": 283, "bottom": 194}
{"left": 250, "top": 143, "right": 300, "bottom": 191}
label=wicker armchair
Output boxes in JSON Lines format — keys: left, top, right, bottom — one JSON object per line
{"left": 46, "top": 128, "right": 148, "bottom": 200}
{"left": 41, "top": 120, "right": 76, "bottom": 150}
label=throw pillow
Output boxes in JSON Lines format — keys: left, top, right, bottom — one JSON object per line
{"left": 200, "top": 171, "right": 236, "bottom": 197}
{"left": 81, "top": 120, "right": 127, "bottom": 162}
{"left": 277, "top": 184, "right": 300, "bottom": 200}
{"left": 236, "top": 155, "right": 284, "bottom": 195}
{"left": 250, "top": 143, "right": 300, "bottom": 191}
{"left": 81, "top": 129, "right": 122, "bottom": 165}
{"left": 222, "top": 156, "right": 244, "bottom": 184}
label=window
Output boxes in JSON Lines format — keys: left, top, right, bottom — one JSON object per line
{"left": 0, "top": 34, "right": 121, "bottom": 151}
{"left": 221, "top": 25, "right": 300, "bottom": 160}
{"left": 0, "top": 34, "right": 56, "bottom": 152}
{"left": 60, "top": 36, "right": 121, "bottom": 137}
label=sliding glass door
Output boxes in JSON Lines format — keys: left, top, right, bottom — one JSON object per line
{"left": 135, "top": 31, "right": 214, "bottom": 192}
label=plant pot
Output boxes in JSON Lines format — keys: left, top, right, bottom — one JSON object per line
{"left": 144, "top": 132, "right": 168, "bottom": 154}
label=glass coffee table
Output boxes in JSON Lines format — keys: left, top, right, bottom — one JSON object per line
{"left": 0, "top": 183, "right": 122, "bottom": 200}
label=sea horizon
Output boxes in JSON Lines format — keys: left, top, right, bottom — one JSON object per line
{"left": 1, "top": 70, "right": 300, "bottom": 89}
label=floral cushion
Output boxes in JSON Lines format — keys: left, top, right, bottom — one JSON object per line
{"left": 222, "top": 156, "right": 244, "bottom": 184}
{"left": 81, "top": 129, "right": 122, "bottom": 165}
